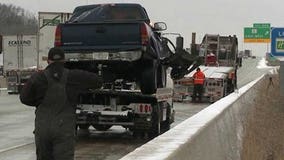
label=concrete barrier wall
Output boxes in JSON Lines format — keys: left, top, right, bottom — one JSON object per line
{"left": 121, "top": 70, "right": 279, "bottom": 160}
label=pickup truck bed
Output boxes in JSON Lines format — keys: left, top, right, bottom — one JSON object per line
{"left": 56, "top": 3, "right": 168, "bottom": 94}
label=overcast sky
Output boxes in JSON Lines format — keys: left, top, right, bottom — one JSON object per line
{"left": 1, "top": 0, "right": 283, "bottom": 57}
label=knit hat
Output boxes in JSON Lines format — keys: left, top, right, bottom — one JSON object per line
{"left": 48, "top": 47, "right": 65, "bottom": 61}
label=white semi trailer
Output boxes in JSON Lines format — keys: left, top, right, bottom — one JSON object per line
{"left": 38, "top": 12, "right": 71, "bottom": 69}
{"left": 2, "top": 34, "right": 38, "bottom": 94}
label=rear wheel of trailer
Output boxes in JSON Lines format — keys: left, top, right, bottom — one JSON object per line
{"left": 160, "top": 102, "right": 172, "bottom": 133}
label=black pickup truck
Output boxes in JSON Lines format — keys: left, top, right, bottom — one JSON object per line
{"left": 55, "top": 3, "right": 170, "bottom": 94}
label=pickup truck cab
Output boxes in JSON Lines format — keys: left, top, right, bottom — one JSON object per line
{"left": 55, "top": 3, "right": 168, "bottom": 94}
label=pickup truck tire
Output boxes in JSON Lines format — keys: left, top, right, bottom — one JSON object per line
{"left": 93, "top": 124, "right": 112, "bottom": 131}
{"left": 140, "top": 61, "right": 158, "bottom": 94}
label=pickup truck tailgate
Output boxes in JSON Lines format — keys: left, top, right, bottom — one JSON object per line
{"left": 60, "top": 23, "right": 142, "bottom": 51}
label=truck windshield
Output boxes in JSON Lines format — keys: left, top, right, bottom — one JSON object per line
{"left": 68, "top": 4, "right": 148, "bottom": 23}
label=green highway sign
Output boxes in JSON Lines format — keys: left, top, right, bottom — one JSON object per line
{"left": 244, "top": 27, "right": 271, "bottom": 43}
{"left": 244, "top": 27, "right": 270, "bottom": 39}
{"left": 43, "top": 19, "right": 60, "bottom": 26}
{"left": 253, "top": 23, "right": 271, "bottom": 28}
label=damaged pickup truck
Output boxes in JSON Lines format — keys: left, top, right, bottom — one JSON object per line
{"left": 55, "top": 3, "right": 173, "bottom": 94}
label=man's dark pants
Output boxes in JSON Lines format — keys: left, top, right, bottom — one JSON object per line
{"left": 192, "top": 84, "right": 204, "bottom": 102}
{"left": 35, "top": 122, "right": 75, "bottom": 160}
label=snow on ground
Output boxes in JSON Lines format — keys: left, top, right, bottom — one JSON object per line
{"left": 257, "top": 57, "right": 276, "bottom": 69}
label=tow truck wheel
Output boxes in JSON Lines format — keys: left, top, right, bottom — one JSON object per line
{"left": 78, "top": 124, "right": 90, "bottom": 130}
{"left": 161, "top": 104, "right": 171, "bottom": 132}
{"left": 133, "top": 131, "right": 146, "bottom": 139}
{"left": 93, "top": 125, "right": 112, "bottom": 131}
{"left": 157, "top": 65, "right": 167, "bottom": 88}
{"left": 148, "top": 115, "right": 161, "bottom": 139}
{"left": 140, "top": 61, "right": 158, "bottom": 94}
{"left": 148, "top": 105, "right": 161, "bottom": 139}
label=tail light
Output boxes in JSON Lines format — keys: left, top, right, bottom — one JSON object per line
{"left": 144, "top": 105, "right": 151, "bottom": 112}
{"left": 140, "top": 23, "right": 149, "bottom": 46}
{"left": 140, "top": 104, "right": 143, "bottom": 112}
{"left": 229, "top": 72, "right": 235, "bottom": 79}
{"left": 136, "top": 104, "right": 152, "bottom": 113}
{"left": 54, "top": 25, "right": 62, "bottom": 46}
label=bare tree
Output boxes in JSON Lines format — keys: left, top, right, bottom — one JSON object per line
{"left": 0, "top": 3, "right": 38, "bottom": 35}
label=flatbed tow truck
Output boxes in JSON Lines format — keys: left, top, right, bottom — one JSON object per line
{"left": 173, "top": 34, "right": 239, "bottom": 103}
{"left": 71, "top": 33, "right": 199, "bottom": 138}
{"left": 76, "top": 84, "right": 174, "bottom": 138}
{"left": 73, "top": 33, "right": 198, "bottom": 138}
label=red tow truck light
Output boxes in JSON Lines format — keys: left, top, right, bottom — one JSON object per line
{"left": 145, "top": 105, "right": 149, "bottom": 112}
{"left": 137, "top": 104, "right": 152, "bottom": 113}
{"left": 148, "top": 105, "right": 152, "bottom": 112}
{"left": 140, "top": 104, "right": 143, "bottom": 112}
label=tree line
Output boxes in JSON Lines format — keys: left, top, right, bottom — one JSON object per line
{"left": 0, "top": 3, "right": 37, "bottom": 35}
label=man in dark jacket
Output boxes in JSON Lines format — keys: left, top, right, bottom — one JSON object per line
{"left": 20, "top": 47, "right": 102, "bottom": 160}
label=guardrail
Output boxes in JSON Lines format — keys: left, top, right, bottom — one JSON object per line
{"left": 121, "top": 69, "right": 279, "bottom": 160}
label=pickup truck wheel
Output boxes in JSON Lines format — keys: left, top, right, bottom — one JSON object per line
{"left": 140, "top": 61, "right": 158, "bottom": 94}
{"left": 93, "top": 125, "right": 112, "bottom": 131}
